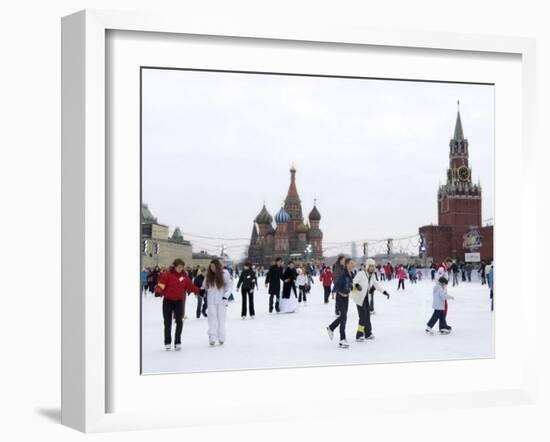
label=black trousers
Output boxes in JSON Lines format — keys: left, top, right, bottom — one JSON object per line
{"left": 163, "top": 298, "right": 183, "bottom": 345}
{"left": 323, "top": 286, "right": 331, "bottom": 303}
{"left": 241, "top": 288, "right": 255, "bottom": 317}
{"left": 397, "top": 279, "right": 405, "bottom": 290}
{"left": 196, "top": 293, "right": 207, "bottom": 318}
{"left": 369, "top": 292, "right": 375, "bottom": 312}
{"left": 427, "top": 309, "right": 449, "bottom": 330}
{"left": 356, "top": 296, "right": 372, "bottom": 339}
{"left": 298, "top": 285, "right": 307, "bottom": 302}
{"left": 329, "top": 294, "right": 349, "bottom": 340}
{"left": 269, "top": 290, "right": 280, "bottom": 313}
{"left": 333, "top": 287, "right": 341, "bottom": 315}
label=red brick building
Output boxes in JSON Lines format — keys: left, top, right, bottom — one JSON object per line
{"left": 419, "top": 104, "right": 493, "bottom": 264}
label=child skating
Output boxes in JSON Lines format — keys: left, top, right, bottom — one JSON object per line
{"left": 425, "top": 276, "right": 454, "bottom": 335}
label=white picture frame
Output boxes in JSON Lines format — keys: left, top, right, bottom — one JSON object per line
{"left": 61, "top": 9, "right": 537, "bottom": 433}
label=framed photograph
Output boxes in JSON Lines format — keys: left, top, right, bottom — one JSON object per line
{"left": 61, "top": 9, "right": 537, "bottom": 432}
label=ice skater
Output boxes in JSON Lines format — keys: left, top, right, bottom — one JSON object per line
{"left": 396, "top": 266, "right": 408, "bottom": 290}
{"left": 326, "top": 258, "right": 355, "bottom": 348}
{"left": 236, "top": 261, "right": 258, "bottom": 319}
{"left": 425, "top": 276, "right": 454, "bottom": 335}
{"left": 296, "top": 267, "right": 308, "bottom": 303}
{"left": 203, "top": 259, "right": 233, "bottom": 346}
{"left": 155, "top": 259, "right": 200, "bottom": 351}
{"left": 141, "top": 268, "right": 149, "bottom": 296}
{"left": 194, "top": 267, "right": 207, "bottom": 318}
{"left": 352, "top": 259, "right": 391, "bottom": 341}
{"left": 332, "top": 254, "right": 346, "bottom": 315}
{"left": 265, "top": 257, "right": 284, "bottom": 313}
{"left": 320, "top": 265, "right": 334, "bottom": 304}
{"left": 280, "top": 261, "right": 298, "bottom": 313}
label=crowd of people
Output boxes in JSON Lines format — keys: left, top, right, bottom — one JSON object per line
{"left": 144, "top": 255, "right": 494, "bottom": 351}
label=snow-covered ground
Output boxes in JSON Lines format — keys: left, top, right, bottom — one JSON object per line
{"left": 141, "top": 275, "right": 494, "bottom": 374}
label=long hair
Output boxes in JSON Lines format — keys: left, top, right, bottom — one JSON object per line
{"left": 206, "top": 259, "right": 225, "bottom": 289}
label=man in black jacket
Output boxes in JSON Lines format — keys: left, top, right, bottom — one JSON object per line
{"left": 265, "top": 257, "right": 284, "bottom": 313}
{"left": 236, "top": 262, "right": 258, "bottom": 318}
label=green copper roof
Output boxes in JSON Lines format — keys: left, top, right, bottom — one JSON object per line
{"left": 141, "top": 203, "right": 157, "bottom": 224}
{"left": 170, "top": 227, "right": 184, "bottom": 242}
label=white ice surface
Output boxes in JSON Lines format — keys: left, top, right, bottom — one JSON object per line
{"left": 141, "top": 275, "right": 494, "bottom": 374}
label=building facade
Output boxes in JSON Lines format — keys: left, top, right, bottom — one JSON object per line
{"left": 248, "top": 164, "right": 323, "bottom": 266}
{"left": 141, "top": 203, "right": 193, "bottom": 269}
{"left": 419, "top": 105, "right": 494, "bottom": 264}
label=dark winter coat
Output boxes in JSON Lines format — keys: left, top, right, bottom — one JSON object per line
{"left": 237, "top": 269, "right": 258, "bottom": 291}
{"left": 332, "top": 260, "right": 345, "bottom": 293}
{"left": 266, "top": 264, "right": 283, "bottom": 295}
{"left": 332, "top": 269, "right": 354, "bottom": 296}
{"left": 193, "top": 274, "right": 206, "bottom": 296}
{"left": 281, "top": 266, "right": 297, "bottom": 298}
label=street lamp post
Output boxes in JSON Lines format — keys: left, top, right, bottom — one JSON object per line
{"left": 305, "top": 243, "right": 312, "bottom": 262}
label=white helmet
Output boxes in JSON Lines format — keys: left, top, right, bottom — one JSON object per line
{"left": 366, "top": 258, "right": 376, "bottom": 267}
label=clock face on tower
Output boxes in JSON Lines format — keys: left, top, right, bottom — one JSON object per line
{"left": 458, "top": 166, "right": 470, "bottom": 182}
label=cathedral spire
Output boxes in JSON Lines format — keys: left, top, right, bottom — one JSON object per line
{"left": 287, "top": 162, "right": 299, "bottom": 198}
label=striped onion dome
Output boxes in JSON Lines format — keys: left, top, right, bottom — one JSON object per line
{"left": 274, "top": 207, "right": 290, "bottom": 224}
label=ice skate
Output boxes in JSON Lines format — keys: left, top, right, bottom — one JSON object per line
{"left": 219, "top": 341, "right": 224, "bottom": 346}
{"left": 365, "top": 334, "right": 375, "bottom": 340}
{"left": 174, "top": 343, "right": 181, "bottom": 351}
{"left": 209, "top": 341, "right": 216, "bottom": 346}
{"left": 165, "top": 344, "right": 171, "bottom": 351}
{"left": 355, "top": 336, "right": 365, "bottom": 342}
{"left": 338, "top": 339, "right": 350, "bottom": 349}
{"left": 326, "top": 326, "right": 334, "bottom": 340}
{"left": 425, "top": 327, "right": 434, "bottom": 335}
{"left": 439, "top": 328, "right": 451, "bottom": 335}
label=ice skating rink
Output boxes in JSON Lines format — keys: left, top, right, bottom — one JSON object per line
{"left": 141, "top": 276, "right": 494, "bottom": 374}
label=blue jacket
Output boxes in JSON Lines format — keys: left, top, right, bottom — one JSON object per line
{"left": 333, "top": 269, "right": 354, "bottom": 295}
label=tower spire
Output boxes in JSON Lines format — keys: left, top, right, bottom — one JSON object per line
{"left": 287, "top": 162, "right": 298, "bottom": 197}
{"left": 453, "top": 100, "right": 464, "bottom": 141}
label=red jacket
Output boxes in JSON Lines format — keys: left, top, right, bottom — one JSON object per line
{"left": 155, "top": 270, "right": 200, "bottom": 301}
{"left": 319, "top": 269, "right": 334, "bottom": 287}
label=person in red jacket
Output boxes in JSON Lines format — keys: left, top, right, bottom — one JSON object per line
{"left": 155, "top": 258, "right": 200, "bottom": 351}
{"left": 320, "top": 266, "right": 334, "bottom": 304}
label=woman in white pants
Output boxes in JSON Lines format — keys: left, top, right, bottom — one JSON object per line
{"left": 203, "top": 259, "right": 233, "bottom": 346}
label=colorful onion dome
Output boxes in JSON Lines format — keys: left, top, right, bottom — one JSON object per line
{"left": 275, "top": 207, "right": 290, "bottom": 224}
{"left": 255, "top": 204, "right": 273, "bottom": 225}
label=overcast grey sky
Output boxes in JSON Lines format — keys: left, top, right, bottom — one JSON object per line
{"left": 142, "top": 68, "right": 494, "bottom": 259}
